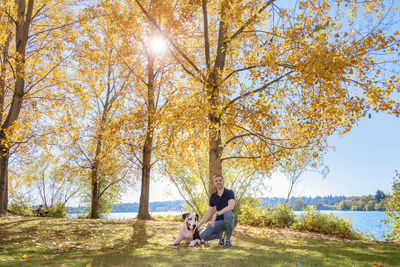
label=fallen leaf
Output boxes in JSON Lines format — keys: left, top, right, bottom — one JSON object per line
{"left": 86, "top": 264, "right": 92, "bottom": 267}
{"left": 22, "top": 254, "right": 29, "bottom": 259}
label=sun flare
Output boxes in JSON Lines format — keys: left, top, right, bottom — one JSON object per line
{"left": 149, "top": 35, "right": 168, "bottom": 56}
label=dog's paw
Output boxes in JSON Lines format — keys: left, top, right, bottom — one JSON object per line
{"left": 168, "top": 242, "right": 176, "bottom": 246}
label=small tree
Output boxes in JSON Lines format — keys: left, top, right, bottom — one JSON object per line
{"left": 383, "top": 170, "right": 400, "bottom": 240}
{"left": 375, "top": 190, "right": 386, "bottom": 203}
{"left": 31, "top": 153, "right": 83, "bottom": 209}
{"left": 280, "top": 150, "right": 329, "bottom": 206}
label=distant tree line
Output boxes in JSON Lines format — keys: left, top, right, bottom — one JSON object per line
{"left": 285, "top": 191, "right": 387, "bottom": 211}
{"left": 67, "top": 200, "right": 186, "bottom": 214}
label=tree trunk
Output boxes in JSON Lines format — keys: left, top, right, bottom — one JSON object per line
{"left": 0, "top": 0, "right": 34, "bottom": 214}
{"left": 90, "top": 137, "right": 102, "bottom": 219}
{"left": 206, "top": 2, "right": 229, "bottom": 196}
{"left": 137, "top": 54, "right": 155, "bottom": 220}
{"left": 0, "top": 146, "right": 9, "bottom": 213}
{"left": 208, "top": 111, "right": 222, "bottom": 196}
{"left": 138, "top": 141, "right": 153, "bottom": 220}
{"left": 0, "top": 35, "right": 11, "bottom": 214}
{"left": 89, "top": 50, "right": 115, "bottom": 219}
{"left": 90, "top": 178, "right": 99, "bottom": 219}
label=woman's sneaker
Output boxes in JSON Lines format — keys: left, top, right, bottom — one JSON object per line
{"left": 225, "top": 240, "right": 232, "bottom": 248}
{"left": 218, "top": 238, "right": 224, "bottom": 245}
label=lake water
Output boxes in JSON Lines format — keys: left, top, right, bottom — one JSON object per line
{"left": 69, "top": 210, "right": 390, "bottom": 240}
{"left": 295, "top": 210, "right": 390, "bottom": 240}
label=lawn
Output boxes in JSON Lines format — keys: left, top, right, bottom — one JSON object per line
{"left": 0, "top": 215, "right": 399, "bottom": 266}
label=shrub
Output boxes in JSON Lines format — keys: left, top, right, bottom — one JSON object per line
{"left": 292, "top": 208, "right": 362, "bottom": 239}
{"left": 8, "top": 192, "right": 34, "bottom": 216}
{"left": 49, "top": 202, "right": 67, "bottom": 218}
{"left": 182, "top": 197, "right": 209, "bottom": 218}
{"left": 383, "top": 170, "right": 400, "bottom": 240}
{"left": 238, "top": 198, "right": 268, "bottom": 226}
{"left": 238, "top": 199, "right": 295, "bottom": 228}
{"left": 153, "top": 214, "right": 181, "bottom": 222}
{"left": 271, "top": 204, "right": 296, "bottom": 228}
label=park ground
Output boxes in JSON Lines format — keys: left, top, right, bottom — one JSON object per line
{"left": 0, "top": 215, "right": 399, "bottom": 267}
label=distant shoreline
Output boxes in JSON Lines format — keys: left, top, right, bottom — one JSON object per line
{"left": 67, "top": 194, "right": 387, "bottom": 213}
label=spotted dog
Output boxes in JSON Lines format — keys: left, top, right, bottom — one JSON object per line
{"left": 168, "top": 212, "right": 203, "bottom": 247}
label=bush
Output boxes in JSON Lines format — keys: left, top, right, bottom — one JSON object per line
{"left": 182, "top": 197, "right": 209, "bottom": 219}
{"left": 8, "top": 192, "right": 34, "bottom": 216}
{"left": 153, "top": 214, "right": 181, "bottom": 222}
{"left": 383, "top": 170, "right": 400, "bottom": 240}
{"left": 272, "top": 204, "right": 296, "bottom": 228}
{"left": 292, "top": 208, "right": 362, "bottom": 239}
{"left": 238, "top": 202, "right": 361, "bottom": 239}
{"left": 238, "top": 199, "right": 295, "bottom": 228}
{"left": 49, "top": 202, "right": 67, "bottom": 218}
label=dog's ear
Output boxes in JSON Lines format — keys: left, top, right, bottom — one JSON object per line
{"left": 182, "top": 213, "right": 189, "bottom": 220}
{"left": 196, "top": 213, "right": 199, "bottom": 221}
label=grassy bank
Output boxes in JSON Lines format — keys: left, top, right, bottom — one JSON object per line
{"left": 0, "top": 215, "right": 399, "bottom": 266}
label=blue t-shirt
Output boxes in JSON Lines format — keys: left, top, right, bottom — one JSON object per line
{"left": 209, "top": 188, "right": 235, "bottom": 221}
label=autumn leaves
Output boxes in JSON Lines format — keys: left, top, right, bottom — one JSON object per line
{"left": 0, "top": 0, "right": 399, "bottom": 217}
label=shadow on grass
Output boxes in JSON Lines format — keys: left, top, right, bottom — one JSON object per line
{"left": 0, "top": 218, "right": 36, "bottom": 228}
{"left": 236, "top": 230, "right": 400, "bottom": 266}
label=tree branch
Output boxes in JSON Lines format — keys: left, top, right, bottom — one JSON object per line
{"left": 224, "top": 133, "right": 255, "bottom": 146}
{"left": 221, "top": 65, "right": 257, "bottom": 84}
{"left": 26, "top": 53, "right": 72, "bottom": 93}
{"left": 222, "top": 71, "right": 293, "bottom": 114}
{"left": 202, "top": 0, "right": 211, "bottom": 69}
{"left": 134, "top": 0, "right": 204, "bottom": 79}
{"left": 31, "top": 3, "right": 46, "bottom": 21}
{"left": 221, "top": 155, "right": 261, "bottom": 162}
{"left": 169, "top": 48, "right": 203, "bottom": 83}
{"left": 229, "top": 0, "right": 275, "bottom": 41}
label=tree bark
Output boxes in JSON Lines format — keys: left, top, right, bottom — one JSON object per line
{"left": 89, "top": 124, "right": 103, "bottom": 219}
{"left": 208, "top": 104, "right": 222, "bottom": 196}
{"left": 206, "top": 1, "right": 229, "bottom": 196}
{"left": 90, "top": 175, "right": 99, "bottom": 219}
{"left": 0, "top": 146, "right": 9, "bottom": 213}
{"left": 137, "top": 54, "right": 155, "bottom": 220}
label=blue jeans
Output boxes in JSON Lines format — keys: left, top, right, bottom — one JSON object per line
{"left": 200, "top": 211, "right": 235, "bottom": 241}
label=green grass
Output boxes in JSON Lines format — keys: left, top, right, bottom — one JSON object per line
{"left": 0, "top": 215, "right": 399, "bottom": 266}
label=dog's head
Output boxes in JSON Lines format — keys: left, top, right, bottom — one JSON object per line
{"left": 182, "top": 212, "right": 199, "bottom": 234}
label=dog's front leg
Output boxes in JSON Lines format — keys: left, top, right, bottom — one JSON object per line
{"left": 189, "top": 239, "right": 201, "bottom": 247}
{"left": 168, "top": 236, "right": 183, "bottom": 246}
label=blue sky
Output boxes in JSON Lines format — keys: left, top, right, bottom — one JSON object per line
{"left": 122, "top": 111, "right": 400, "bottom": 203}
{"left": 266, "top": 112, "right": 400, "bottom": 198}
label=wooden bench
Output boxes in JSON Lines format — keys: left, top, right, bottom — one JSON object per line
{"left": 32, "top": 205, "right": 48, "bottom": 217}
